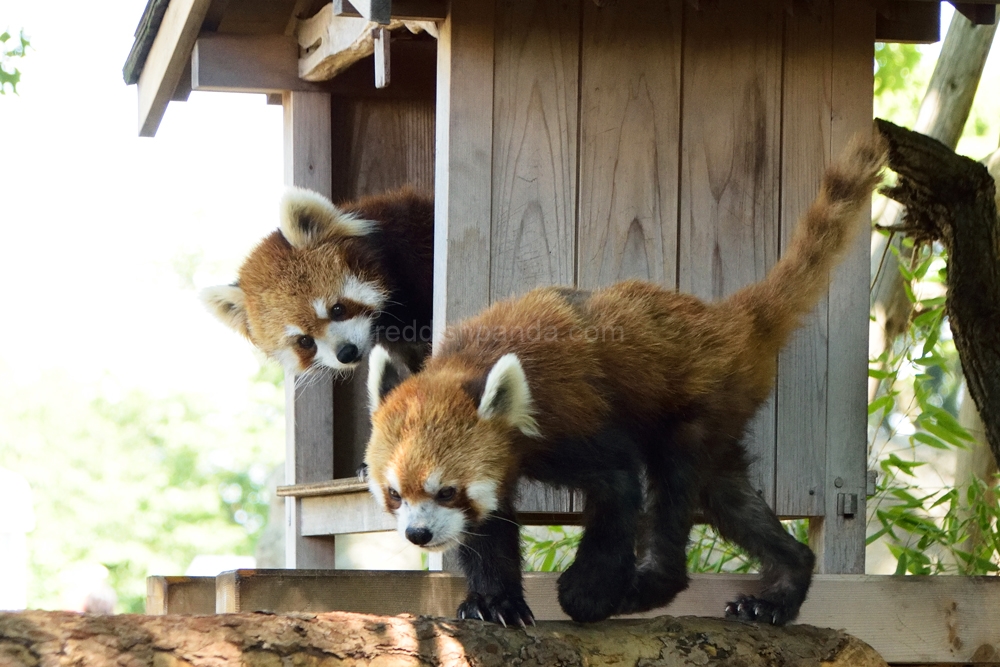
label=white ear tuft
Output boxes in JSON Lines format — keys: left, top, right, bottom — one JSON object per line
{"left": 279, "top": 187, "right": 374, "bottom": 248}
{"left": 200, "top": 285, "right": 251, "bottom": 339}
{"left": 478, "top": 354, "right": 540, "bottom": 437}
{"left": 367, "top": 346, "right": 409, "bottom": 413}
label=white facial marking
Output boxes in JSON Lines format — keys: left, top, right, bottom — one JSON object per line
{"left": 386, "top": 468, "right": 401, "bottom": 493}
{"left": 396, "top": 499, "right": 466, "bottom": 552}
{"left": 342, "top": 275, "right": 387, "bottom": 310}
{"left": 312, "top": 298, "right": 327, "bottom": 319}
{"left": 467, "top": 480, "right": 499, "bottom": 514}
{"left": 423, "top": 470, "right": 443, "bottom": 495}
{"left": 275, "top": 348, "right": 301, "bottom": 374}
{"left": 368, "top": 476, "right": 386, "bottom": 508}
{"left": 284, "top": 324, "right": 305, "bottom": 337}
{"left": 311, "top": 316, "right": 374, "bottom": 370}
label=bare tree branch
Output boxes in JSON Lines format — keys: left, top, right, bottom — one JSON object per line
{"left": 876, "top": 118, "right": 1000, "bottom": 467}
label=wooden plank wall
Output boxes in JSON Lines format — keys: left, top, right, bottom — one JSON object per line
{"left": 436, "top": 0, "right": 873, "bottom": 571}
{"left": 329, "top": 94, "right": 435, "bottom": 477}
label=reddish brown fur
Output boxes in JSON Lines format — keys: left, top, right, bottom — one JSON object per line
{"left": 367, "top": 132, "right": 887, "bottom": 525}
{"left": 228, "top": 187, "right": 434, "bottom": 370}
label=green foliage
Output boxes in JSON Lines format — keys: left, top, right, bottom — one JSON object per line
{"left": 0, "top": 366, "right": 284, "bottom": 612}
{"left": 868, "top": 239, "right": 999, "bottom": 575}
{"left": 522, "top": 521, "right": 807, "bottom": 575}
{"left": 1, "top": 28, "right": 30, "bottom": 95}
{"left": 874, "top": 43, "right": 923, "bottom": 97}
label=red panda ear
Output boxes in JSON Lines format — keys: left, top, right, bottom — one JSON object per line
{"left": 200, "top": 284, "right": 251, "bottom": 340}
{"left": 368, "top": 346, "right": 410, "bottom": 413}
{"left": 478, "top": 354, "right": 541, "bottom": 437}
{"left": 279, "top": 187, "right": 374, "bottom": 248}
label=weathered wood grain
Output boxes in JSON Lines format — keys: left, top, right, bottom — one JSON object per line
{"left": 775, "top": 0, "right": 832, "bottom": 519}
{"left": 490, "top": 0, "right": 580, "bottom": 301}
{"left": 813, "top": 0, "right": 875, "bottom": 575}
{"left": 136, "top": 0, "right": 212, "bottom": 136}
{"left": 282, "top": 90, "right": 338, "bottom": 569}
{"left": 433, "top": 0, "right": 495, "bottom": 345}
{"left": 192, "top": 34, "right": 324, "bottom": 93}
{"left": 206, "top": 570, "right": 999, "bottom": 664}
{"left": 145, "top": 576, "right": 215, "bottom": 615}
{"left": 577, "top": 0, "right": 682, "bottom": 289}
{"left": 678, "top": 0, "right": 784, "bottom": 506}
{"left": 330, "top": 97, "right": 435, "bottom": 202}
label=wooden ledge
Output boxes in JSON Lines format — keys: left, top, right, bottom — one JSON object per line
{"left": 277, "top": 478, "right": 368, "bottom": 497}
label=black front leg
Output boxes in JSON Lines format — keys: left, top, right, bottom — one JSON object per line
{"left": 455, "top": 497, "right": 534, "bottom": 627}
{"left": 528, "top": 425, "right": 644, "bottom": 623}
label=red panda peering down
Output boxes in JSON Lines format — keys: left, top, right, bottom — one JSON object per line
{"left": 201, "top": 187, "right": 434, "bottom": 375}
{"left": 365, "top": 133, "right": 887, "bottom": 627}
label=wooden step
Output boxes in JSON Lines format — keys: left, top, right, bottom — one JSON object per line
{"left": 151, "top": 570, "right": 1000, "bottom": 663}
{"left": 146, "top": 576, "right": 216, "bottom": 614}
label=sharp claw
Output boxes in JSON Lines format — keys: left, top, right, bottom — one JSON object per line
{"left": 528, "top": 615, "right": 536, "bottom": 627}
{"left": 497, "top": 613, "right": 507, "bottom": 628}
{"left": 476, "top": 609, "right": 485, "bottom": 621}
{"left": 516, "top": 616, "right": 526, "bottom": 629}
{"left": 460, "top": 610, "right": 466, "bottom": 620}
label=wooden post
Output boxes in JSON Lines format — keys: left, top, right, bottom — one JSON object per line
{"left": 432, "top": 0, "right": 495, "bottom": 346}
{"left": 433, "top": 0, "right": 496, "bottom": 570}
{"left": 809, "top": 0, "right": 875, "bottom": 575}
{"left": 282, "top": 91, "right": 338, "bottom": 569}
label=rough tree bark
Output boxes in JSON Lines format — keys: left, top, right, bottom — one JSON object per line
{"left": 875, "top": 118, "right": 1000, "bottom": 468}
{"left": 870, "top": 11, "right": 996, "bottom": 344}
{"left": 0, "top": 610, "right": 887, "bottom": 667}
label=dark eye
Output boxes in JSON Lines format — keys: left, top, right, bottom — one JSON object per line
{"left": 297, "top": 335, "right": 315, "bottom": 350}
{"left": 329, "top": 303, "right": 347, "bottom": 320}
{"left": 436, "top": 487, "right": 456, "bottom": 502}
{"left": 387, "top": 488, "right": 401, "bottom": 501}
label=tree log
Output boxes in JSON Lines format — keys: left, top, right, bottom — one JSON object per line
{"left": 0, "top": 610, "right": 887, "bottom": 667}
{"left": 875, "top": 118, "right": 1000, "bottom": 468}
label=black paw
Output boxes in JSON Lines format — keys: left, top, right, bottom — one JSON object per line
{"left": 457, "top": 592, "right": 535, "bottom": 628}
{"left": 724, "top": 595, "right": 794, "bottom": 626}
{"left": 617, "top": 565, "right": 689, "bottom": 615}
{"left": 557, "top": 554, "right": 634, "bottom": 623}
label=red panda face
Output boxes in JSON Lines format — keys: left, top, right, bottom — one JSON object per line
{"left": 201, "top": 188, "right": 387, "bottom": 374}
{"left": 365, "top": 349, "right": 540, "bottom": 552}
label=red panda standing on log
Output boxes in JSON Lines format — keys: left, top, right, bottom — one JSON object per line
{"left": 201, "top": 187, "right": 434, "bottom": 374}
{"left": 364, "top": 134, "right": 887, "bottom": 626}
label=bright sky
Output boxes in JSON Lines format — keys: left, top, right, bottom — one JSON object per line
{"left": 1, "top": 0, "right": 284, "bottom": 408}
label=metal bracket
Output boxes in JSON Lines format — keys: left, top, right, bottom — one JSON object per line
{"left": 837, "top": 493, "right": 859, "bottom": 518}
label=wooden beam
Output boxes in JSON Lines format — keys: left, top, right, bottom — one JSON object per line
{"left": 136, "top": 0, "right": 212, "bottom": 137}
{"left": 145, "top": 576, "right": 215, "bottom": 614}
{"left": 334, "top": 0, "right": 447, "bottom": 21}
{"left": 297, "top": 3, "right": 413, "bottom": 82}
{"left": 338, "top": 0, "right": 393, "bottom": 24}
{"left": 951, "top": 1, "right": 998, "bottom": 23}
{"left": 432, "top": 0, "right": 495, "bottom": 345}
{"left": 813, "top": 0, "right": 875, "bottom": 575}
{"left": 283, "top": 90, "right": 337, "bottom": 568}
{"left": 876, "top": 0, "right": 942, "bottom": 43}
{"left": 214, "top": 571, "right": 1000, "bottom": 664}
{"left": 192, "top": 34, "right": 324, "bottom": 93}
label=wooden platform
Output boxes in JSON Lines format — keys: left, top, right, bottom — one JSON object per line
{"left": 147, "top": 571, "right": 1000, "bottom": 664}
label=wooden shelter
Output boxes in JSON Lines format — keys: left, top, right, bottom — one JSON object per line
{"left": 126, "top": 1, "right": 1000, "bottom": 663}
